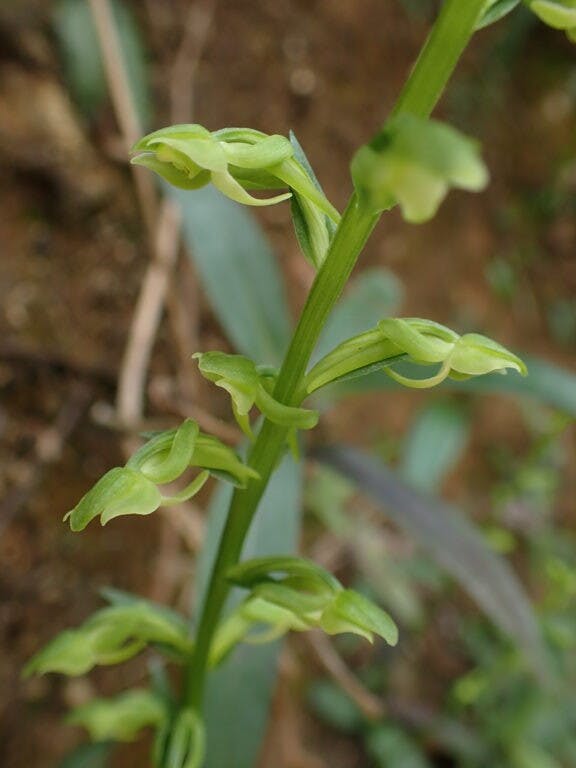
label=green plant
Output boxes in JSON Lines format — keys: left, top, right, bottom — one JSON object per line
{"left": 27, "top": 2, "right": 572, "bottom": 766}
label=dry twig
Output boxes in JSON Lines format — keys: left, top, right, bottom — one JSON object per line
{"left": 87, "top": 0, "right": 156, "bottom": 237}
{"left": 305, "top": 631, "right": 385, "bottom": 721}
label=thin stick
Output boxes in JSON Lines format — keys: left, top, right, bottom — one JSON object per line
{"left": 116, "top": 199, "right": 182, "bottom": 426}
{"left": 87, "top": 0, "right": 156, "bottom": 237}
{"left": 305, "top": 632, "right": 385, "bottom": 721}
{"left": 170, "top": 0, "right": 216, "bottom": 123}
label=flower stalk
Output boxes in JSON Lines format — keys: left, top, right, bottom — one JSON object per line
{"left": 184, "top": 0, "right": 489, "bottom": 711}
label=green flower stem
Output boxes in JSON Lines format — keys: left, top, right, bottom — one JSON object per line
{"left": 392, "top": 0, "right": 486, "bottom": 119}
{"left": 184, "top": 0, "right": 485, "bottom": 711}
{"left": 184, "top": 196, "right": 377, "bottom": 707}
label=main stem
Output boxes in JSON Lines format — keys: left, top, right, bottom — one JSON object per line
{"left": 184, "top": 0, "right": 487, "bottom": 709}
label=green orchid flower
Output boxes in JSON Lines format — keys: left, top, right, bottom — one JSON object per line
{"left": 132, "top": 124, "right": 340, "bottom": 267}
{"left": 352, "top": 114, "right": 488, "bottom": 222}
{"left": 218, "top": 556, "right": 398, "bottom": 650}
{"left": 305, "top": 317, "right": 527, "bottom": 393}
{"left": 194, "top": 351, "right": 318, "bottom": 437}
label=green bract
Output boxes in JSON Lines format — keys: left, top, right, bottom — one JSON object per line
{"left": 305, "top": 317, "right": 527, "bottom": 393}
{"left": 67, "top": 689, "right": 166, "bottom": 742}
{"left": 194, "top": 351, "right": 319, "bottom": 437}
{"left": 528, "top": 0, "right": 576, "bottom": 40}
{"left": 351, "top": 114, "right": 488, "bottom": 222}
{"left": 24, "top": 601, "right": 192, "bottom": 677}
{"left": 132, "top": 124, "right": 340, "bottom": 267}
{"left": 219, "top": 556, "right": 398, "bottom": 649}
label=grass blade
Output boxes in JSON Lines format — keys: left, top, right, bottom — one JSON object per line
{"left": 316, "top": 445, "right": 551, "bottom": 682}
{"left": 400, "top": 400, "right": 470, "bottom": 494}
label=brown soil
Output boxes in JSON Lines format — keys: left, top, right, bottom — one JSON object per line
{"left": 0, "top": 2, "right": 574, "bottom": 766}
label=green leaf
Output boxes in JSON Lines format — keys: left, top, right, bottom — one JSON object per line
{"left": 307, "top": 680, "right": 363, "bottom": 734}
{"left": 58, "top": 742, "right": 113, "bottom": 768}
{"left": 173, "top": 186, "right": 291, "bottom": 365}
{"left": 53, "top": 0, "right": 150, "bottom": 125}
{"left": 67, "top": 689, "right": 165, "bottom": 743}
{"left": 195, "top": 456, "right": 302, "bottom": 768}
{"left": 400, "top": 401, "right": 470, "bottom": 493}
{"left": 316, "top": 446, "right": 551, "bottom": 682}
{"left": 367, "top": 725, "right": 432, "bottom": 768}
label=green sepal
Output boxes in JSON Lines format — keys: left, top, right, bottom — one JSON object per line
{"left": 352, "top": 114, "right": 488, "bottom": 222}
{"left": 450, "top": 333, "right": 527, "bottom": 377}
{"left": 127, "top": 419, "right": 199, "bottom": 484}
{"left": 378, "top": 318, "right": 458, "bottom": 363}
{"left": 64, "top": 467, "right": 162, "bottom": 531}
{"left": 160, "top": 470, "right": 210, "bottom": 506}
{"left": 529, "top": 0, "right": 576, "bottom": 29}
{"left": 191, "top": 433, "right": 259, "bottom": 487}
{"left": 66, "top": 689, "right": 166, "bottom": 743}
{"left": 194, "top": 351, "right": 318, "bottom": 435}
{"left": 131, "top": 153, "right": 211, "bottom": 191}
{"left": 221, "top": 133, "right": 294, "bottom": 169}
{"left": 319, "top": 589, "right": 399, "bottom": 646}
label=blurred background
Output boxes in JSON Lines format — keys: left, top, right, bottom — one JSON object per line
{"left": 1, "top": 1, "right": 575, "bottom": 766}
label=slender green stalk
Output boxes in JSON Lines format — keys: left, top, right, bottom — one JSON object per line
{"left": 184, "top": 0, "right": 486, "bottom": 710}
{"left": 184, "top": 197, "right": 377, "bottom": 706}
{"left": 392, "top": 0, "right": 487, "bottom": 120}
